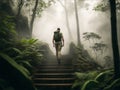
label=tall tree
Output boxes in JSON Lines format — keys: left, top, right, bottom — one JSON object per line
{"left": 30, "top": 0, "right": 39, "bottom": 37}
{"left": 17, "top": 0, "right": 24, "bottom": 17}
{"left": 109, "top": 0, "right": 120, "bottom": 78}
{"left": 74, "top": 0, "right": 81, "bottom": 46}
{"left": 94, "top": 0, "right": 120, "bottom": 53}
{"left": 28, "top": 0, "right": 54, "bottom": 37}
{"left": 57, "top": 0, "right": 73, "bottom": 41}
{"left": 16, "top": 0, "right": 30, "bottom": 38}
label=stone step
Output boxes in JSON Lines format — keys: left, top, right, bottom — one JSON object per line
{"left": 33, "top": 77, "right": 74, "bottom": 83}
{"left": 38, "top": 63, "right": 73, "bottom": 66}
{"left": 33, "top": 59, "right": 75, "bottom": 90}
{"left": 34, "top": 83, "right": 73, "bottom": 87}
{"left": 34, "top": 73, "right": 74, "bottom": 78}
{"left": 36, "top": 65, "right": 73, "bottom": 69}
{"left": 36, "top": 69, "right": 74, "bottom": 73}
{"left": 34, "top": 72, "right": 74, "bottom": 75}
{"left": 33, "top": 77, "right": 74, "bottom": 80}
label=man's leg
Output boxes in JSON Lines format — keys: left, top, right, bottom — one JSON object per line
{"left": 55, "top": 45, "right": 58, "bottom": 60}
{"left": 58, "top": 46, "right": 61, "bottom": 59}
{"left": 57, "top": 43, "right": 62, "bottom": 64}
{"left": 55, "top": 44, "right": 60, "bottom": 64}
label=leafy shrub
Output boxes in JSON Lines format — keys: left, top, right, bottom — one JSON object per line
{"left": 73, "top": 70, "right": 117, "bottom": 90}
{"left": 78, "top": 70, "right": 116, "bottom": 90}
{"left": 0, "top": 12, "right": 38, "bottom": 90}
{"left": 0, "top": 11, "right": 16, "bottom": 52}
{"left": 95, "top": 70, "right": 114, "bottom": 83}
{"left": 0, "top": 52, "right": 36, "bottom": 90}
{"left": 72, "top": 71, "right": 99, "bottom": 89}
{"left": 103, "top": 78, "right": 120, "bottom": 90}
{"left": 69, "top": 43, "right": 102, "bottom": 72}
{"left": 2, "top": 38, "right": 44, "bottom": 75}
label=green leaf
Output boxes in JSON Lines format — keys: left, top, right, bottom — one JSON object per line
{"left": 28, "top": 39, "right": 38, "bottom": 44}
{"left": 95, "top": 70, "right": 113, "bottom": 83}
{"left": 81, "top": 80, "right": 99, "bottom": 90}
{"left": 72, "top": 80, "right": 83, "bottom": 89}
{"left": 12, "top": 48, "right": 22, "bottom": 54}
{"left": 0, "top": 52, "right": 35, "bottom": 90}
{"left": 103, "top": 78, "right": 120, "bottom": 90}
{"left": 0, "top": 52, "right": 30, "bottom": 79}
{"left": 18, "top": 60, "right": 33, "bottom": 69}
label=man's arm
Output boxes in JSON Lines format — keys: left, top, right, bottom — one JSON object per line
{"left": 52, "top": 36, "right": 55, "bottom": 47}
{"left": 61, "top": 34, "right": 64, "bottom": 47}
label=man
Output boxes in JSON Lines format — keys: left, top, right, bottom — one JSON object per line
{"left": 52, "top": 28, "right": 64, "bottom": 64}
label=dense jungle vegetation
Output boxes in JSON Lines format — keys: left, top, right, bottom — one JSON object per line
{"left": 0, "top": 0, "right": 120, "bottom": 90}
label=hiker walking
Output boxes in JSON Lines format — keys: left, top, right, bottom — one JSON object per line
{"left": 52, "top": 28, "right": 64, "bottom": 64}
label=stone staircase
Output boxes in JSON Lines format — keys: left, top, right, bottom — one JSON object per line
{"left": 32, "top": 56, "right": 75, "bottom": 90}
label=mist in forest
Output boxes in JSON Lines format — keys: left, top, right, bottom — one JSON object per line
{"left": 32, "top": 0, "right": 113, "bottom": 61}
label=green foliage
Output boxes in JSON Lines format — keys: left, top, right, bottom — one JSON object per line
{"left": 91, "top": 42, "right": 107, "bottom": 54}
{"left": 0, "top": 10, "right": 42, "bottom": 90}
{"left": 73, "top": 70, "right": 118, "bottom": 90}
{"left": 24, "top": 0, "right": 55, "bottom": 17}
{"left": 0, "top": 52, "right": 30, "bottom": 78}
{"left": 77, "top": 70, "right": 116, "bottom": 90}
{"left": 72, "top": 71, "right": 99, "bottom": 89}
{"left": 94, "top": 70, "right": 114, "bottom": 88}
{"left": 0, "top": 12, "right": 16, "bottom": 51}
{"left": 37, "top": 0, "right": 55, "bottom": 17}
{"left": 95, "top": 70, "right": 114, "bottom": 82}
{"left": 104, "top": 56, "right": 113, "bottom": 69}
{"left": 5, "top": 38, "right": 44, "bottom": 74}
{"left": 94, "top": 0, "right": 109, "bottom": 12}
{"left": 75, "top": 71, "right": 99, "bottom": 80}
{"left": 20, "top": 38, "right": 38, "bottom": 45}
{"left": 95, "top": 70, "right": 120, "bottom": 90}
{"left": 0, "top": 2, "right": 54, "bottom": 90}
{"left": 94, "top": 0, "right": 120, "bottom": 12}
{"left": 103, "top": 78, "right": 120, "bottom": 90}
{"left": 72, "top": 43, "right": 102, "bottom": 72}
{"left": 0, "top": 53, "right": 35, "bottom": 90}
{"left": 83, "top": 32, "right": 101, "bottom": 42}
{"left": 82, "top": 32, "right": 110, "bottom": 68}
{"left": 81, "top": 80, "right": 99, "bottom": 90}
{"left": 0, "top": 13, "right": 16, "bottom": 40}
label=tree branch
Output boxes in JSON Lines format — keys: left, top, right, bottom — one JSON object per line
{"left": 57, "top": 0, "right": 65, "bottom": 8}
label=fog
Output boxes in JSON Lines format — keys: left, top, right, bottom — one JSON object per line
{"left": 32, "top": 0, "right": 112, "bottom": 58}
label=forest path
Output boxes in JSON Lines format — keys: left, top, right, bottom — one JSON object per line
{"left": 32, "top": 55, "right": 76, "bottom": 90}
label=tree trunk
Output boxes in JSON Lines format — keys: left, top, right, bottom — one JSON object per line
{"left": 17, "top": 0, "right": 23, "bottom": 17}
{"left": 64, "top": 0, "right": 73, "bottom": 41}
{"left": 57, "top": 0, "right": 73, "bottom": 41}
{"left": 30, "top": 0, "right": 39, "bottom": 37}
{"left": 109, "top": 0, "right": 120, "bottom": 78}
{"left": 16, "top": 0, "right": 24, "bottom": 38}
{"left": 74, "top": 0, "right": 81, "bottom": 46}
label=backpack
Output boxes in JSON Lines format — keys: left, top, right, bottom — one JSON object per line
{"left": 54, "top": 31, "right": 62, "bottom": 42}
